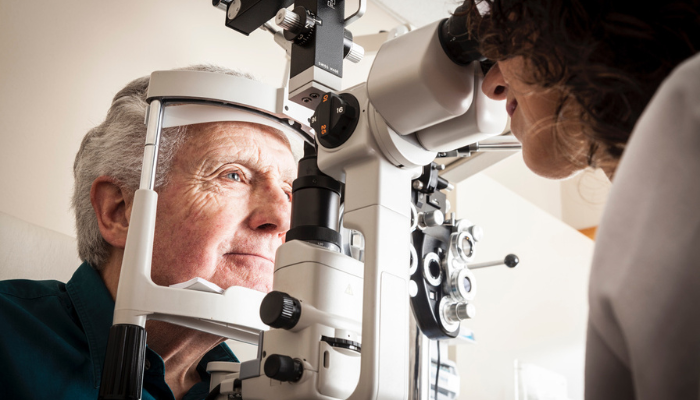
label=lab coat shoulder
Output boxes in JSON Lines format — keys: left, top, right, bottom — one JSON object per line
{"left": 586, "top": 52, "right": 700, "bottom": 400}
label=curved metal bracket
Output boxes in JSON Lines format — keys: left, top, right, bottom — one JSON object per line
{"left": 344, "top": 0, "right": 366, "bottom": 26}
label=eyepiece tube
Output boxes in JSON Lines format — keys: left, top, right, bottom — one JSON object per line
{"left": 286, "top": 142, "right": 343, "bottom": 251}
{"left": 438, "top": 4, "right": 486, "bottom": 66}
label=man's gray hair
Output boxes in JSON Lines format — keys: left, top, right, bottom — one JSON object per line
{"left": 72, "top": 65, "right": 289, "bottom": 270}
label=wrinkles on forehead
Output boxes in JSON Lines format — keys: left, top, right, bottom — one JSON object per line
{"left": 176, "top": 121, "right": 296, "bottom": 185}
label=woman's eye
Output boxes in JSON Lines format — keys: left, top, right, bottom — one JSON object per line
{"left": 226, "top": 172, "right": 242, "bottom": 182}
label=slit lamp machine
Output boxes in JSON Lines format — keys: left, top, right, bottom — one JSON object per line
{"left": 98, "top": 1, "right": 521, "bottom": 399}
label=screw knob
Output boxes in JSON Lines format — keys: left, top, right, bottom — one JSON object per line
{"left": 275, "top": 9, "right": 302, "bottom": 32}
{"left": 467, "top": 225, "right": 484, "bottom": 242}
{"left": 445, "top": 302, "right": 476, "bottom": 323}
{"left": 419, "top": 210, "right": 444, "bottom": 228}
{"left": 345, "top": 42, "right": 365, "bottom": 63}
{"left": 264, "top": 355, "right": 303, "bottom": 382}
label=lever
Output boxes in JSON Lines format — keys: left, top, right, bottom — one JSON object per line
{"left": 468, "top": 254, "right": 519, "bottom": 270}
{"left": 436, "top": 134, "right": 522, "bottom": 158}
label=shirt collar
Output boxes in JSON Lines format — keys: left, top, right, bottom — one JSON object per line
{"left": 65, "top": 262, "right": 115, "bottom": 388}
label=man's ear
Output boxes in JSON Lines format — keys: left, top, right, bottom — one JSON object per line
{"left": 90, "top": 177, "right": 132, "bottom": 249}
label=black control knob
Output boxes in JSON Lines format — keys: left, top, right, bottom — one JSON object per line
{"left": 310, "top": 92, "right": 360, "bottom": 149}
{"left": 504, "top": 254, "right": 519, "bottom": 268}
{"left": 279, "top": 6, "right": 317, "bottom": 45}
{"left": 264, "top": 354, "right": 304, "bottom": 382}
{"left": 260, "top": 291, "right": 302, "bottom": 330}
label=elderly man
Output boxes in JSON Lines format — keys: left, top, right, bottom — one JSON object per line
{"left": 0, "top": 65, "right": 299, "bottom": 400}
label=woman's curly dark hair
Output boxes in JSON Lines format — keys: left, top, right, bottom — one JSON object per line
{"left": 463, "top": 0, "right": 700, "bottom": 170}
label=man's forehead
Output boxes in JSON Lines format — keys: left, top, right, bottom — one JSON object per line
{"left": 183, "top": 121, "right": 297, "bottom": 177}
{"left": 200, "top": 120, "right": 287, "bottom": 140}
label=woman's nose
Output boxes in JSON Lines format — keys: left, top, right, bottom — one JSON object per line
{"left": 482, "top": 63, "right": 508, "bottom": 101}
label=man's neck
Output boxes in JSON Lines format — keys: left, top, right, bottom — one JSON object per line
{"left": 145, "top": 321, "right": 223, "bottom": 400}
{"left": 99, "top": 255, "right": 223, "bottom": 400}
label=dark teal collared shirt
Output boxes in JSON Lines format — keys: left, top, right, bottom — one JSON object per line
{"left": 0, "top": 262, "right": 238, "bottom": 400}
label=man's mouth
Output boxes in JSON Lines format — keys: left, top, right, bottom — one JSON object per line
{"left": 507, "top": 99, "right": 518, "bottom": 117}
{"left": 225, "top": 253, "right": 274, "bottom": 265}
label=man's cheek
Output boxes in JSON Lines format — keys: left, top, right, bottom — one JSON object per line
{"left": 259, "top": 271, "right": 275, "bottom": 293}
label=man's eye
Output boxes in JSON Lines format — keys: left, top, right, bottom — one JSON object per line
{"left": 226, "top": 172, "right": 242, "bottom": 182}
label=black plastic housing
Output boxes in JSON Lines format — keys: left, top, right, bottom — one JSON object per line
{"left": 286, "top": 142, "right": 343, "bottom": 250}
{"left": 224, "top": 0, "right": 294, "bottom": 35}
{"left": 289, "top": 0, "right": 345, "bottom": 79}
{"left": 98, "top": 324, "right": 147, "bottom": 400}
{"left": 410, "top": 163, "right": 458, "bottom": 339}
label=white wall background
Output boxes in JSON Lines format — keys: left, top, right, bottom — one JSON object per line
{"left": 453, "top": 174, "right": 593, "bottom": 400}
{"left": 481, "top": 153, "right": 611, "bottom": 231}
{"left": 481, "top": 154, "right": 565, "bottom": 221}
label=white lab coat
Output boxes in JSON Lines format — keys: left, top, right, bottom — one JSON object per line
{"left": 586, "top": 52, "right": 700, "bottom": 399}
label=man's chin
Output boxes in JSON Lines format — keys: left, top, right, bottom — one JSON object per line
{"left": 221, "top": 278, "right": 272, "bottom": 293}
{"left": 219, "top": 255, "right": 274, "bottom": 293}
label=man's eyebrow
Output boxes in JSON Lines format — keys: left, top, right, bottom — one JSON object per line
{"left": 282, "top": 171, "right": 296, "bottom": 186}
{"left": 207, "top": 153, "right": 297, "bottom": 184}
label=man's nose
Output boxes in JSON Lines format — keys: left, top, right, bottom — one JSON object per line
{"left": 482, "top": 63, "right": 508, "bottom": 101}
{"left": 249, "top": 184, "right": 291, "bottom": 235}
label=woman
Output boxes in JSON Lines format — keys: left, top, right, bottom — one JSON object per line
{"left": 466, "top": 0, "right": 700, "bottom": 398}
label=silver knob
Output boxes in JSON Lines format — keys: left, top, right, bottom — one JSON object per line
{"left": 449, "top": 268, "right": 477, "bottom": 302}
{"left": 275, "top": 8, "right": 302, "bottom": 31}
{"left": 227, "top": 0, "right": 242, "bottom": 20}
{"left": 467, "top": 225, "right": 484, "bottom": 242}
{"left": 450, "top": 231, "right": 474, "bottom": 262}
{"left": 445, "top": 302, "right": 476, "bottom": 323}
{"left": 213, "top": 0, "right": 232, "bottom": 12}
{"left": 345, "top": 42, "right": 364, "bottom": 63}
{"left": 418, "top": 210, "right": 444, "bottom": 229}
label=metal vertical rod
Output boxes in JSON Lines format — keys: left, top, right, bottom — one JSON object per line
{"left": 140, "top": 99, "right": 164, "bottom": 190}
{"left": 409, "top": 315, "right": 431, "bottom": 400}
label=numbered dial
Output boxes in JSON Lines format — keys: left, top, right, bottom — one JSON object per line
{"left": 311, "top": 92, "right": 360, "bottom": 149}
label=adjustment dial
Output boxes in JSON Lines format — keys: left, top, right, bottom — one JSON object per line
{"left": 264, "top": 354, "right": 304, "bottom": 382}
{"left": 259, "top": 291, "right": 301, "bottom": 330}
{"left": 311, "top": 92, "right": 360, "bottom": 149}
